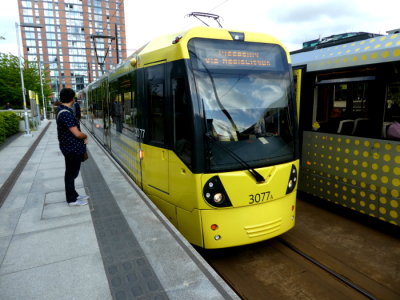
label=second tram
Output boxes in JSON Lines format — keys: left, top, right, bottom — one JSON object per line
{"left": 79, "top": 26, "right": 299, "bottom": 248}
{"left": 292, "top": 32, "right": 400, "bottom": 226}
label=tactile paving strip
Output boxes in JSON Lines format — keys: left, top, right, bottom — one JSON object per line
{"left": 81, "top": 153, "right": 168, "bottom": 300}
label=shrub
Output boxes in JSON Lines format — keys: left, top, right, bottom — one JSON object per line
{"left": 0, "top": 111, "right": 20, "bottom": 145}
{"left": 0, "top": 114, "right": 5, "bottom": 145}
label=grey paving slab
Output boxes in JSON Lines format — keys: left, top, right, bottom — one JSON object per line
{"left": 0, "top": 193, "right": 28, "bottom": 211}
{"left": 33, "top": 167, "right": 64, "bottom": 182}
{"left": 0, "top": 126, "right": 46, "bottom": 188}
{"left": 44, "top": 189, "right": 68, "bottom": 204}
{"left": 29, "top": 175, "right": 74, "bottom": 194}
{"left": 37, "top": 156, "right": 65, "bottom": 171}
{"left": 0, "top": 207, "right": 21, "bottom": 238}
{"left": 42, "top": 188, "right": 89, "bottom": 219}
{"left": 14, "top": 187, "right": 92, "bottom": 235}
{"left": 0, "top": 221, "right": 98, "bottom": 275}
{"left": 0, "top": 235, "right": 11, "bottom": 264}
{"left": 0, "top": 253, "right": 111, "bottom": 300}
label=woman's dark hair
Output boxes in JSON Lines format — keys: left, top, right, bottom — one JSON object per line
{"left": 60, "top": 88, "right": 76, "bottom": 103}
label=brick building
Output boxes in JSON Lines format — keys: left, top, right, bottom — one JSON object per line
{"left": 17, "top": 0, "right": 127, "bottom": 98}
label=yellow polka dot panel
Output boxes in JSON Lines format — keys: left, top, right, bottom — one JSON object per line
{"left": 299, "top": 131, "right": 400, "bottom": 226}
{"left": 293, "top": 33, "right": 400, "bottom": 72}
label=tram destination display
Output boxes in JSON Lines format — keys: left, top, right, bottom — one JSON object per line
{"left": 189, "top": 38, "right": 287, "bottom": 71}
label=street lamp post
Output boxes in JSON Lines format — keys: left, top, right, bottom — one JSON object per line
{"left": 37, "top": 58, "right": 47, "bottom": 120}
{"left": 21, "top": 23, "right": 47, "bottom": 121}
{"left": 15, "top": 22, "right": 31, "bottom": 136}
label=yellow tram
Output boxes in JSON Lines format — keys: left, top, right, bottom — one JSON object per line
{"left": 80, "top": 27, "right": 299, "bottom": 248}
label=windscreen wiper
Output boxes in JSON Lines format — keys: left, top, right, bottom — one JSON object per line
{"left": 206, "top": 133, "right": 265, "bottom": 183}
{"left": 189, "top": 50, "right": 240, "bottom": 140}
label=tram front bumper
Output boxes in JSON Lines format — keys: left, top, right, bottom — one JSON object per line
{"left": 201, "top": 192, "right": 296, "bottom": 249}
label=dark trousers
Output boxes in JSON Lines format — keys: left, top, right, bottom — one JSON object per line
{"left": 64, "top": 153, "right": 82, "bottom": 203}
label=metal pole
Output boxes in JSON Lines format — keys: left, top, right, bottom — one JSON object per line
{"left": 31, "top": 29, "right": 41, "bottom": 125}
{"left": 21, "top": 23, "right": 46, "bottom": 120}
{"left": 115, "top": 23, "right": 119, "bottom": 64}
{"left": 15, "top": 22, "right": 31, "bottom": 136}
{"left": 38, "top": 59, "right": 47, "bottom": 120}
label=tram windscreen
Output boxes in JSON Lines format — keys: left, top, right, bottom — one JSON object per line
{"left": 188, "top": 38, "right": 296, "bottom": 171}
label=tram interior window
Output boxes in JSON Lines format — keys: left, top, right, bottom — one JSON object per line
{"left": 111, "top": 93, "right": 124, "bottom": 133}
{"left": 172, "top": 78, "right": 192, "bottom": 166}
{"left": 384, "top": 82, "right": 400, "bottom": 139}
{"left": 148, "top": 80, "right": 165, "bottom": 143}
{"left": 316, "top": 82, "right": 371, "bottom": 135}
{"left": 123, "top": 92, "right": 131, "bottom": 117}
{"left": 94, "top": 89, "right": 103, "bottom": 119}
{"left": 147, "top": 65, "right": 165, "bottom": 144}
{"left": 385, "top": 82, "right": 400, "bottom": 122}
{"left": 129, "top": 72, "right": 138, "bottom": 129}
{"left": 119, "top": 77, "right": 133, "bottom": 128}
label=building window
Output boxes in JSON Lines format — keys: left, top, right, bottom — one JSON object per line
{"left": 21, "top": 1, "right": 32, "bottom": 8}
{"left": 24, "top": 16, "right": 34, "bottom": 23}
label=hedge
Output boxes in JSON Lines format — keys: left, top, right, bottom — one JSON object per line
{"left": 0, "top": 111, "right": 20, "bottom": 145}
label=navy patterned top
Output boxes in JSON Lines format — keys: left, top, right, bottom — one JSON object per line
{"left": 56, "top": 104, "right": 86, "bottom": 156}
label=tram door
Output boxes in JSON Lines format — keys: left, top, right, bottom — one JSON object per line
{"left": 143, "top": 64, "right": 169, "bottom": 194}
{"left": 102, "top": 79, "right": 112, "bottom": 150}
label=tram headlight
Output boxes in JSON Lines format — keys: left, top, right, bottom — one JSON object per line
{"left": 229, "top": 31, "right": 244, "bottom": 41}
{"left": 286, "top": 165, "right": 298, "bottom": 194}
{"left": 213, "top": 193, "right": 224, "bottom": 203}
{"left": 203, "top": 176, "right": 232, "bottom": 208}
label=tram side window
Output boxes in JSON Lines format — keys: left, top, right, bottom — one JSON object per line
{"left": 110, "top": 93, "right": 124, "bottom": 133}
{"left": 316, "top": 82, "right": 371, "bottom": 136}
{"left": 316, "top": 85, "right": 346, "bottom": 134}
{"left": 123, "top": 91, "right": 133, "bottom": 128}
{"left": 173, "top": 78, "right": 192, "bottom": 166}
{"left": 385, "top": 82, "right": 400, "bottom": 139}
{"left": 146, "top": 65, "right": 165, "bottom": 144}
{"left": 120, "top": 76, "right": 135, "bottom": 130}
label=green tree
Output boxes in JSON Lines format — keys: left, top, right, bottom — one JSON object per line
{"left": 0, "top": 53, "right": 21, "bottom": 108}
{"left": 0, "top": 52, "right": 52, "bottom": 109}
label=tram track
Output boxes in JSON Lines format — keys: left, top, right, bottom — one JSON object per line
{"left": 276, "top": 237, "right": 377, "bottom": 300}
{"left": 198, "top": 198, "right": 400, "bottom": 300}
{"left": 200, "top": 239, "right": 370, "bottom": 299}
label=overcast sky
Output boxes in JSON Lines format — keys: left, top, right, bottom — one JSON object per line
{"left": 1, "top": 0, "right": 399, "bottom": 56}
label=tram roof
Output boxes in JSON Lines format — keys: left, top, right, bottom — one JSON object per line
{"left": 104, "top": 26, "right": 289, "bottom": 82}
{"left": 291, "top": 33, "right": 400, "bottom": 71}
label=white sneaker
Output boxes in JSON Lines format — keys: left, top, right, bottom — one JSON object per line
{"left": 77, "top": 195, "right": 90, "bottom": 201}
{"left": 68, "top": 199, "right": 88, "bottom": 206}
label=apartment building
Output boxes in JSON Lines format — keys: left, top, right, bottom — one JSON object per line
{"left": 17, "top": 0, "right": 127, "bottom": 97}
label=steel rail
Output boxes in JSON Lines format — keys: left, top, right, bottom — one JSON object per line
{"left": 277, "top": 237, "right": 378, "bottom": 300}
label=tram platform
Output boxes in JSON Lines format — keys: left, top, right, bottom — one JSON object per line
{"left": 0, "top": 120, "right": 238, "bottom": 299}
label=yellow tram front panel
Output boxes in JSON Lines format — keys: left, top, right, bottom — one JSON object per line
{"left": 198, "top": 161, "right": 298, "bottom": 248}
{"left": 200, "top": 192, "right": 296, "bottom": 249}
{"left": 142, "top": 148, "right": 298, "bottom": 248}
{"left": 173, "top": 160, "right": 299, "bottom": 249}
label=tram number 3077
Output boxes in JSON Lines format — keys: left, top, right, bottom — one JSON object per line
{"left": 249, "top": 191, "right": 273, "bottom": 204}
